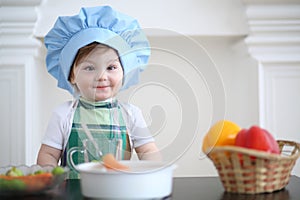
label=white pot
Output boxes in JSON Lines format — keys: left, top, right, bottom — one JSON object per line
{"left": 75, "top": 161, "right": 176, "bottom": 199}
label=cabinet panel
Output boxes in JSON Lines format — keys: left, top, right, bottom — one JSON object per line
{"left": 261, "top": 64, "right": 300, "bottom": 176}
{"left": 0, "top": 66, "right": 25, "bottom": 165}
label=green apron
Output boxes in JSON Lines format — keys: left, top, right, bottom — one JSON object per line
{"left": 62, "top": 98, "right": 128, "bottom": 179}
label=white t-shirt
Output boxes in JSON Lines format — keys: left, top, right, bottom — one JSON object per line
{"left": 41, "top": 100, "right": 154, "bottom": 153}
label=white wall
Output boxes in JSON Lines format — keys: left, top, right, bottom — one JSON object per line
{"left": 35, "top": 0, "right": 248, "bottom": 37}
{"left": 28, "top": 0, "right": 255, "bottom": 177}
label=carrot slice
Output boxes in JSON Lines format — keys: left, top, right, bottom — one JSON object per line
{"left": 0, "top": 173, "right": 53, "bottom": 191}
{"left": 23, "top": 173, "right": 53, "bottom": 190}
{"left": 102, "top": 154, "right": 129, "bottom": 171}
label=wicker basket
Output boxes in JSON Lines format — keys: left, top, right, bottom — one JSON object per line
{"left": 206, "top": 140, "right": 300, "bottom": 194}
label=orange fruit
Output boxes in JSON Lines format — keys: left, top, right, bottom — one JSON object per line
{"left": 202, "top": 120, "right": 241, "bottom": 153}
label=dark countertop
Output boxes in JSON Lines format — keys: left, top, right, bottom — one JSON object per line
{"left": 1, "top": 176, "right": 299, "bottom": 200}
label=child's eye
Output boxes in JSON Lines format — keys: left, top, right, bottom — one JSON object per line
{"left": 107, "top": 65, "right": 117, "bottom": 70}
{"left": 83, "top": 66, "right": 95, "bottom": 71}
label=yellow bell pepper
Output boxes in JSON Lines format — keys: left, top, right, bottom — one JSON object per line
{"left": 202, "top": 120, "right": 241, "bottom": 153}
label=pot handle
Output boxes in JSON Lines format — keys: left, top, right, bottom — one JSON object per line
{"left": 67, "top": 146, "right": 86, "bottom": 173}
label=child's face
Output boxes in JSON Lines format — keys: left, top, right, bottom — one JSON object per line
{"left": 71, "top": 46, "right": 123, "bottom": 101}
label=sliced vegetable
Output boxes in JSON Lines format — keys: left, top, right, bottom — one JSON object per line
{"left": 0, "top": 178, "right": 26, "bottom": 191}
{"left": 5, "top": 166, "right": 23, "bottom": 177}
{"left": 102, "top": 154, "right": 130, "bottom": 171}
{"left": 0, "top": 173, "right": 53, "bottom": 191}
{"left": 34, "top": 170, "right": 45, "bottom": 175}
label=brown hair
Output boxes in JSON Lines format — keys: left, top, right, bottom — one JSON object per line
{"left": 68, "top": 42, "right": 119, "bottom": 84}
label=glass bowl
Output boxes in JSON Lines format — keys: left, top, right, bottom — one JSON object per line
{"left": 0, "top": 165, "right": 68, "bottom": 196}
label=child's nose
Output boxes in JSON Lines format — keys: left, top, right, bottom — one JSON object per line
{"left": 95, "top": 69, "right": 108, "bottom": 81}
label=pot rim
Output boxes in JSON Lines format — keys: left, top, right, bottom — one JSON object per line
{"left": 75, "top": 161, "right": 177, "bottom": 175}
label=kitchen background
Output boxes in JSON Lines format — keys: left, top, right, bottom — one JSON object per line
{"left": 1, "top": 0, "right": 299, "bottom": 177}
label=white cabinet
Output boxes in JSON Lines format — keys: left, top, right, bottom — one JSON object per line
{"left": 243, "top": 0, "right": 300, "bottom": 175}
{"left": 0, "top": 0, "right": 42, "bottom": 165}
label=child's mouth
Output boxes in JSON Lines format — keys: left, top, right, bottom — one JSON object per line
{"left": 96, "top": 85, "right": 109, "bottom": 89}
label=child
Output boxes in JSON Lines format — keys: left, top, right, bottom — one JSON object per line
{"left": 37, "top": 6, "right": 161, "bottom": 178}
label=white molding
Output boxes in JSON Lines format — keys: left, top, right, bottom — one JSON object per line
{"left": 1, "top": 0, "right": 42, "bottom": 7}
{"left": 246, "top": 5, "right": 300, "bottom": 20}
{"left": 261, "top": 64, "right": 300, "bottom": 131}
{"left": 0, "top": 64, "right": 25, "bottom": 165}
{"left": 243, "top": 2, "right": 300, "bottom": 62}
{"left": 243, "top": 0, "right": 300, "bottom": 176}
{"left": 260, "top": 63, "right": 300, "bottom": 176}
{"left": 243, "top": 0, "right": 300, "bottom": 3}
{"left": 0, "top": 7, "right": 39, "bottom": 23}
{"left": 0, "top": 0, "right": 43, "bottom": 165}
{"left": 248, "top": 20, "right": 300, "bottom": 32}
{"left": 0, "top": 2, "right": 43, "bottom": 57}
{"left": 243, "top": 1, "right": 300, "bottom": 116}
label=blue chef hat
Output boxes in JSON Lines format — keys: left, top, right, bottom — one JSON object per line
{"left": 44, "top": 6, "right": 150, "bottom": 95}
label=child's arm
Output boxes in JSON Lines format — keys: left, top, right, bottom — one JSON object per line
{"left": 37, "top": 144, "right": 62, "bottom": 167}
{"left": 135, "top": 142, "right": 162, "bottom": 161}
